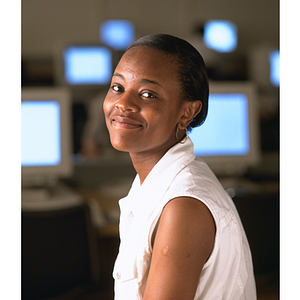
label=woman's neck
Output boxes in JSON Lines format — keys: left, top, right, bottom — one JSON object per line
{"left": 129, "top": 136, "right": 184, "bottom": 184}
{"left": 129, "top": 141, "right": 178, "bottom": 184}
{"left": 129, "top": 152, "right": 163, "bottom": 185}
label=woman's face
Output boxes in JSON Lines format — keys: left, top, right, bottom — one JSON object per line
{"left": 103, "top": 46, "right": 187, "bottom": 156}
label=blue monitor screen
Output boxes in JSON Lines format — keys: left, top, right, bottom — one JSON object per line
{"left": 100, "top": 20, "right": 135, "bottom": 50}
{"left": 189, "top": 93, "right": 249, "bottom": 157}
{"left": 269, "top": 49, "right": 280, "bottom": 87}
{"left": 64, "top": 46, "right": 112, "bottom": 85}
{"left": 21, "top": 101, "right": 61, "bottom": 167}
{"left": 203, "top": 20, "right": 237, "bottom": 52}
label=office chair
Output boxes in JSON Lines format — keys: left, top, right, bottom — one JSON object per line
{"left": 22, "top": 203, "right": 101, "bottom": 300}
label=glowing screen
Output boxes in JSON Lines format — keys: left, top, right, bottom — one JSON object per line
{"left": 270, "top": 49, "right": 280, "bottom": 87}
{"left": 189, "top": 93, "right": 249, "bottom": 156}
{"left": 204, "top": 20, "right": 237, "bottom": 52}
{"left": 21, "top": 101, "right": 61, "bottom": 166}
{"left": 100, "top": 20, "right": 135, "bottom": 50}
{"left": 64, "top": 46, "right": 112, "bottom": 85}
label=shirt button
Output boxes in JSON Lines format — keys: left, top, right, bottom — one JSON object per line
{"left": 117, "top": 272, "right": 121, "bottom": 280}
{"left": 130, "top": 211, "right": 134, "bottom": 217}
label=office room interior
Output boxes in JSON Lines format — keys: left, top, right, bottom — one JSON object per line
{"left": 21, "top": 0, "right": 279, "bottom": 299}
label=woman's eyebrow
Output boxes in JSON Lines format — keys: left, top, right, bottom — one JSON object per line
{"left": 113, "top": 72, "right": 125, "bottom": 80}
{"left": 113, "top": 72, "right": 163, "bottom": 88}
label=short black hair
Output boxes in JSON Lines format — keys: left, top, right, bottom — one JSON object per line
{"left": 127, "top": 33, "right": 209, "bottom": 131}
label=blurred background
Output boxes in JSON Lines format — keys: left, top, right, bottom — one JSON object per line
{"left": 21, "top": 0, "right": 279, "bottom": 299}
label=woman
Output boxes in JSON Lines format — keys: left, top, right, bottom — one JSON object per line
{"left": 103, "top": 33, "right": 256, "bottom": 300}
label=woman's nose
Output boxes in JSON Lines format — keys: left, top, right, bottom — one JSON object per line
{"left": 115, "top": 92, "right": 139, "bottom": 113}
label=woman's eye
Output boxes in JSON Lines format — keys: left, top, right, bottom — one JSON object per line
{"left": 141, "top": 92, "right": 156, "bottom": 99}
{"left": 111, "top": 85, "right": 123, "bottom": 93}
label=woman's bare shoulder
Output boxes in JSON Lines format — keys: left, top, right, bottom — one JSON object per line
{"left": 143, "top": 196, "right": 216, "bottom": 300}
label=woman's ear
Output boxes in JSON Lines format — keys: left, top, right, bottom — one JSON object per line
{"left": 178, "top": 100, "right": 202, "bottom": 130}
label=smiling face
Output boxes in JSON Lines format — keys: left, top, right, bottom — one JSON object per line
{"left": 103, "top": 46, "right": 193, "bottom": 158}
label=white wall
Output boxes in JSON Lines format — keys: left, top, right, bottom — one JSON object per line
{"left": 22, "top": 0, "right": 279, "bottom": 58}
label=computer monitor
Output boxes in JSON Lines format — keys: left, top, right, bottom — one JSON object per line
{"left": 100, "top": 19, "right": 135, "bottom": 51}
{"left": 55, "top": 44, "right": 113, "bottom": 88}
{"left": 21, "top": 88, "right": 73, "bottom": 187}
{"left": 248, "top": 45, "right": 280, "bottom": 88}
{"left": 189, "top": 82, "right": 261, "bottom": 176}
{"left": 203, "top": 20, "right": 237, "bottom": 53}
{"left": 269, "top": 49, "right": 280, "bottom": 87}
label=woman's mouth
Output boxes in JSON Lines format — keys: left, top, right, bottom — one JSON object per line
{"left": 111, "top": 116, "right": 143, "bottom": 129}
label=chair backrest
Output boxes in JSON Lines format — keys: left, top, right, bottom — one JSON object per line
{"left": 22, "top": 203, "right": 100, "bottom": 299}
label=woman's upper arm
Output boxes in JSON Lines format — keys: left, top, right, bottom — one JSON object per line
{"left": 143, "top": 197, "right": 216, "bottom": 300}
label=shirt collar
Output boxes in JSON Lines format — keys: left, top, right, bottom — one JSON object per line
{"left": 127, "top": 136, "right": 196, "bottom": 218}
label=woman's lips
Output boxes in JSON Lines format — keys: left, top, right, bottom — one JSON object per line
{"left": 111, "top": 116, "right": 143, "bottom": 129}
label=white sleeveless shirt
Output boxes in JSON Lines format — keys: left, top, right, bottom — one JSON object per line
{"left": 113, "top": 137, "right": 256, "bottom": 299}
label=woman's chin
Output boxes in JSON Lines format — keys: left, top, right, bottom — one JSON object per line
{"left": 109, "top": 138, "right": 132, "bottom": 153}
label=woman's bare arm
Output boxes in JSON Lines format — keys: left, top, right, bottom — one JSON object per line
{"left": 143, "top": 197, "right": 216, "bottom": 300}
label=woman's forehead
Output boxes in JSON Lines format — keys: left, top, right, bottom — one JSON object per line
{"left": 116, "top": 46, "right": 179, "bottom": 80}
